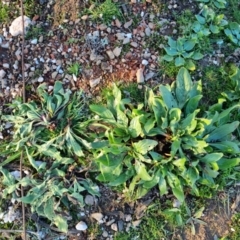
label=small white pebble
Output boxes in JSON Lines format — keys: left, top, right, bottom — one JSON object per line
{"left": 142, "top": 59, "right": 149, "bottom": 65}
{"left": 37, "top": 76, "right": 44, "bottom": 82}
{"left": 31, "top": 39, "right": 38, "bottom": 44}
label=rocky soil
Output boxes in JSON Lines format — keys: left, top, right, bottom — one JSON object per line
{"left": 0, "top": 0, "right": 240, "bottom": 239}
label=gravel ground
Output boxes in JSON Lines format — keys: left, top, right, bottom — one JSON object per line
{"left": 1, "top": 0, "right": 240, "bottom": 239}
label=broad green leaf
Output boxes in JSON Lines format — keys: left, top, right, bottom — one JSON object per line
{"left": 182, "top": 51, "right": 194, "bottom": 59}
{"left": 149, "top": 151, "right": 163, "bottom": 161}
{"left": 25, "top": 147, "right": 39, "bottom": 171}
{"left": 44, "top": 198, "right": 55, "bottom": 220}
{"left": 53, "top": 81, "right": 64, "bottom": 95}
{"left": 210, "top": 141, "right": 240, "bottom": 154}
{"left": 192, "top": 21, "right": 201, "bottom": 32}
{"left": 129, "top": 116, "right": 142, "bottom": 138}
{"left": 210, "top": 24, "right": 219, "bottom": 34}
{"left": 169, "top": 108, "right": 181, "bottom": 122}
{"left": 144, "top": 117, "right": 156, "bottom": 133}
{"left": 171, "top": 139, "right": 181, "bottom": 157}
{"left": 164, "top": 47, "right": 178, "bottom": 56}
{"left": 217, "top": 104, "right": 240, "bottom": 124}
{"left": 207, "top": 121, "right": 239, "bottom": 142}
{"left": 173, "top": 158, "right": 186, "bottom": 171}
{"left": 191, "top": 52, "right": 203, "bottom": 60}
{"left": 73, "top": 180, "right": 85, "bottom": 193}
{"left": 204, "top": 166, "right": 219, "bottom": 178}
{"left": 143, "top": 171, "right": 160, "bottom": 188}
{"left": 108, "top": 169, "right": 134, "bottom": 186}
{"left": 53, "top": 215, "right": 68, "bottom": 233}
{"left": 186, "top": 59, "right": 196, "bottom": 71}
{"left": 66, "top": 128, "right": 84, "bottom": 157}
{"left": 135, "top": 186, "right": 149, "bottom": 199}
{"left": 159, "top": 85, "right": 177, "bottom": 109}
{"left": 147, "top": 127, "right": 167, "bottom": 137}
{"left": 135, "top": 161, "right": 152, "bottom": 181}
{"left": 21, "top": 193, "right": 39, "bottom": 203}
{"left": 116, "top": 109, "right": 128, "bottom": 126}
{"left": 175, "top": 56, "right": 185, "bottom": 67}
{"left": 195, "top": 14, "right": 206, "bottom": 24}
{"left": 0, "top": 167, "right": 16, "bottom": 185}
{"left": 181, "top": 111, "right": 197, "bottom": 130}
{"left": 162, "top": 55, "right": 173, "bottom": 62}
{"left": 47, "top": 96, "right": 55, "bottom": 114}
{"left": 200, "top": 153, "right": 223, "bottom": 163}
{"left": 70, "top": 192, "right": 84, "bottom": 204}
{"left": 97, "top": 164, "right": 122, "bottom": 182}
{"left": 177, "top": 38, "right": 184, "bottom": 52}
{"left": 96, "top": 152, "right": 124, "bottom": 167}
{"left": 185, "top": 95, "right": 202, "bottom": 114}
{"left": 175, "top": 67, "right": 192, "bottom": 108}
{"left": 133, "top": 139, "right": 158, "bottom": 155}
{"left": 184, "top": 40, "right": 195, "bottom": 51}
{"left": 172, "top": 185, "right": 185, "bottom": 203}
{"left": 54, "top": 95, "right": 64, "bottom": 112}
{"left": 185, "top": 167, "right": 199, "bottom": 186}
{"left": 168, "top": 37, "right": 177, "bottom": 48}
{"left": 152, "top": 98, "right": 167, "bottom": 127}
{"left": 158, "top": 175, "right": 167, "bottom": 196}
{"left": 90, "top": 104, "right": 116, "bottom": 122}
{"left": 218, "top": 158, "right": 240, "bottom": 170}
{"left": 51, "top": 168, "right": 66, "bottom": 177}
{"left": 49, "top": 183, "right": 68, "bottom": 196}
{"left": 26, "top": 111, "right": 41, "bottom": 120}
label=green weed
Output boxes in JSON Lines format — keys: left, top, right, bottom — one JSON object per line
{"left": 200, "top": 65, "right": 230, "bottom": 105}
{"left": 114, "top": 203, "right": 169, "bottom": 240}
{"left": 225, "top": 213, "right": 240, "bottom": 240}
{"left": 26, "top": 26, "right": 45, "bottom": 40}
{"left": 228, "top": 0, "right": 240, "bottom": 24}
{"left": 158, "top": 59, "right": 180, "bottom": 80}
{"left": 0, "top": 3, "right": 9, "bottom": 23}
{"left": 90, "top": 68, "right": 240, "bottom": 204}
{"left": 90, "top": 0, "right": 123, "bottom": 24}
{"left": 67, "top": 62, "right": 81, "bottom": 76}
{"left": 24, "top": 0, "right": 41, "bottom": 17}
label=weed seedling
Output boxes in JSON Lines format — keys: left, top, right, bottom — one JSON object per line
{"left": 67, "top": 62, "right": 81, "bottom": 77}
{"left": 89, "top": 0, "right": 123, "bottom": 24}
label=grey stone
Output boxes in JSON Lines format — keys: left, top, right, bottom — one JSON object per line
{"left": 102, "top": 230, "right": 109, "bottom": 237}
{"left": 117, "top": 220, "right": 124, "bottom": 232}
{"left": 124, "top": 19, "right": 133, "bottom": 29}
{"left": 51, "top": 71, "right": 58, "bottom": 79}
{"left": 111, "top": 223, "right": 118, "bottom": 232}
{"left": 37, "top": 76, "right": 44, "bottom": 82}
{"left": 85, "top": 195, "right": 94, "bottom": 205}
{"left": 130, "top": 42, "right": 138, "bottom": 48}
{"left": 91, "top": 212, "right": 104, "bottom": 223}
{"left": 106, "top": 50, "right": 115, "bottom": 60}
{"left": 31, "top": 39, "right": 38, "bottom": 44}
{"left": 123, "top": 37, "right": 130, "bottom": 44}
{"left": 142, "top": 59, "right": 149, "bottom": 65}
{"left": 0, "top": 70, "right": 6, "bottom": 79}
{"left": 145, "top": 27, "right": 151, "bottom": 36}
{"left": 113, "top": 47, "right": 122, "bottom": 57}
{"left": 3, "top": 63, "right": 9, "bottom": 69}
{"left": 9, "top": 16, "right": 32, "bottom": 36}
{"left": 136, "top": 68, "right": 144, "bottom": 83}
{"left": 39, "top": 35, "right": 44, "bottom": 43}
{"left": 75, "top": 221, "right": 88, "bottom": 231}
{"left": 116, "top": 33, "right": 125, "bottom": 40}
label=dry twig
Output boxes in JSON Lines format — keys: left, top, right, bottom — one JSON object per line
{"left": 20, "top": 0, "right": 26, "bottom": 239}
